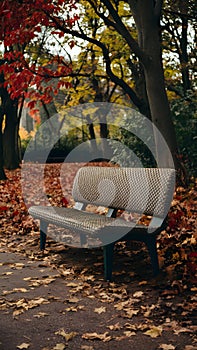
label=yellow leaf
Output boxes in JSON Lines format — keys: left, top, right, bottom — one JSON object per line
{"left": 144, "top": 326, "right": 163, "bottom": 338}
{"left": 81, "top": 346, "right": 94, "bottom": 350}
{"left": 94, "top": 306, "right": 106, "bottom": 314}
{"left": 17, "top": 343, "right": 30, "bottom": 349}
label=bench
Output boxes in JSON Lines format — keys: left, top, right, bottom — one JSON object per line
{"left": 29, "top": 166, "right": 175, "bottom": 281}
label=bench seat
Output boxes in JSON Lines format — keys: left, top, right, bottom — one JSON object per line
{"left": 29, "top": 166, "right": 175, "bottom": 280}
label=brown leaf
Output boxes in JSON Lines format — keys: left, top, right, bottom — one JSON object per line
{"left": 94, "top": 306, "right": 106, "bottom": 314}
{"left": 55, "top": 329, "right": 77, "bottom": 341}
{"left": 82, "top": 332, "right": 112, "bottom": 342}
{"left": 33, "top": 312, "right": 49, "bottom": 318}
{"left": 17, "top": 343, "right": 30, "bottom": 349}
{"left": 107, "top": 323, "right": 122, "bottom": 331}
{"left": 123, "top": 331, "right": 136, "bottom": 337}
{"left": 67, "top": 297, "right": 80, "bottom": 303}
{"left": 133, "top": 291, "right": 144, "bottom": 298}
{"left": 125, "top": 308, "right": 139, "bottom": 318}
{"left": 52, "top": 344, "right": 66, "bottom": 350}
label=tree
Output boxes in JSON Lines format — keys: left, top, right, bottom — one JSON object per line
{"left": 162, "top": 0, "right": 196, "bottom": 97}
{"left": 41, "top": 0, "right": 196, "bottom": 172}
{"left": 0, "top": 0, "right": 77, "bottom": 178}
{"left": 0, "top": 0, "right": 195, "bottom": 179}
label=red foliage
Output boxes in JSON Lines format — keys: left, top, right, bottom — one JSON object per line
{"left": 0, "top": 164, "right": 196, "bottom": 285}
{"left": 0, "top": 0, "right": 79, "bottom": 107}
{"left": 61, "top": 197, "right": 69, "bottom": 207}
{"left": 0, "top": 206, "right": 9, "bottom": 211}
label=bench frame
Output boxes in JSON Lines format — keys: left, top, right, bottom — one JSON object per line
{"left": 30, "top": 166, "right": 175, "bottom": 281}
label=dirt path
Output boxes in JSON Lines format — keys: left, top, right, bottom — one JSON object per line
{"left": 0, "top": 239, "right": 196, "bottom": 350}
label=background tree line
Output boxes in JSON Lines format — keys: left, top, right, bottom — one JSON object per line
{"left": 0, "top": 0, "right": 196, "bottom": 181}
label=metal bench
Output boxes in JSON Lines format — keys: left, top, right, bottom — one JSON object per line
{"left": 29, "top": 166, "right": 175, "bottom": 281}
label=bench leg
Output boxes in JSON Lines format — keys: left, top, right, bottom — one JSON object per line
{"left": 146, "top": 236, "right": 160, "bottom": 276}
{"left": 103, "top": 243, "right": 114, "bottom": 281}
{"left": 80, "top": 233, "right": 87, "bottom": 247}
{"left": 40, "top": 221, "right": 48, "bottom": 251}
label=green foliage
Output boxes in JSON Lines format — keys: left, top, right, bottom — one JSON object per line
{"left": 109, "top": 124, "right": 156, "bottom": 168}
{"left": 171, "top": 91, "right": 197, "bottom": 177}
{"left": 109, "top": 90, "right": 197, "bottom": 177}
{"left": 20, "top": 126, "right": 89, "bottom": 161}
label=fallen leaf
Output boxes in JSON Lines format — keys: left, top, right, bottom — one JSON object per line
{"left": 125, "top": 309, "right": 139, "bottom": 318}
{"left": 133, "top": 291, "right": 144, "bottom": 298}
{"left": 10, "top": 263, "right": 25, "bottom": 269}
{"left": 138, "top": 281, "right": 147, "bottom": 285}
{"left": 66, "top": 282, "right": 79, "bottom": 287}
{"left": 17, "top": 343, "right": 30, "bottom": 349}
{"left": 94, "top": 306, "right": 106, "bottom": 314}
{"left": 64, "top": 305, "right": 84, "bottom": 312}
{"left": 67, "top": 297, "right": 80, "bottom": 303}
{"left": 52, "top": 344, "right": 66, "bottom": 350}
{"left": 2, "top": 271, "right": 13, "bottom": 275}
{"left": 107, "top": 323, "right": 121, "bottom": 331}
{"left": 13, "top": 297, "right": 49, "bottom": 316}
{"left": 159, "top": 345, "right": 175, "bottom": 350}
{"left": 55, "top": 329, "right": 77, "bottom": 341}
{"left": 144, "top": 326, "right": 163, "bottom": 338}
{"left": 123, "top": 331, "right": 136, "bottom": 337}
{"left": 3, "top": 288, "right": 28, "bottom": 295}
{"left": 81, "top": 346, "right": 94, "bottom": 350}
{"left": 33, "top": 312, "right": 49, "bottom": 318}
{"left": 173, "top": 327, "right": 193, "bottom": 335}
{"left": 82, "top": 332, "right": 112, "bottom": 342}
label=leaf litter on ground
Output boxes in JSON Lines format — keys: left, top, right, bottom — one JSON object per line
{"left": 0, "top": 164, "right": 196, "bottom": 349}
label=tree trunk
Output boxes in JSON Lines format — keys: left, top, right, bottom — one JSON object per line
{"left": 180, "top": 16, "right": 191, "bottom": 94}
{"left": 86, "top": 115, "right": 98, "bottom": 155}
{"left": 135, "top": 1, "right": 179, "bottom": 167}
{"left": 144, "top": 59, "right": 178, "bottom": 167}
{"left": 0, "top": 110, "right": 7, "bottom": 180}
{"left": 3, "top": 99, "right": 20, "bottom": 170}
{"left": 99, "top": 115, "right": 110, "bottom": 159}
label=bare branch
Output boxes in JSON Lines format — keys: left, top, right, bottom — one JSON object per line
{"left": 87, "top": 0, "right": 148, "bottom": 65}
{"left": 42, "top": 9, "right": 143, "bottom": 108}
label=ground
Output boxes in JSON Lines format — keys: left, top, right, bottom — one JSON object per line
{"left": 0, "top": 164, "right": 196, "bottom": 350}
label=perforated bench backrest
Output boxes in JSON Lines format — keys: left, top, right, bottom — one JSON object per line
{"left": 72, "top": 167, "right": 175, "bottom": 219}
